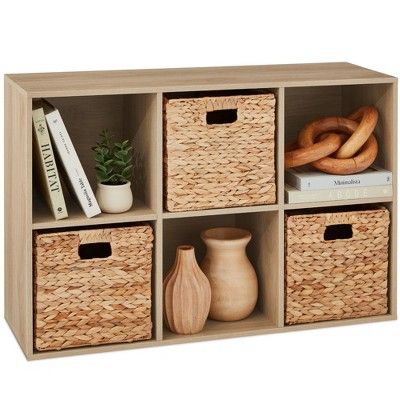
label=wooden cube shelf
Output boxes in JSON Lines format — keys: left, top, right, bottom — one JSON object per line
{"left": 4, "top": 63, "right": 398, "bottom": 360}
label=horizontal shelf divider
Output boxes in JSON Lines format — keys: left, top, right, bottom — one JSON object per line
{"left": 29, "top": 313, "right": 395, "bottom": 360}
{"left": 34, "top": 196, "right": 392, "bottom": 229}
{"left": 284, "top": 196, "right": 393, "bottom": 211}
{"left": 163, "top": 204, "right": 280, "bottom": 219}
{"left": 32, "top": 199, "right": 157, "bottom": 230}
{"left": 31, "top": 338, "right": 162, "bottom": 360}
{"left": 163, "top": 310, "right": 274, "bottom": 341}
{"left": 283, "top": 313, "right": 395, "bottom": 332}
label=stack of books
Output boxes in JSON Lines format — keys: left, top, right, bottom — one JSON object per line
{"left": 285, "top": 166, "right": 392, "bottom": 204}
{"left": 32, "top": 101, "right": 101, "bottom": 220}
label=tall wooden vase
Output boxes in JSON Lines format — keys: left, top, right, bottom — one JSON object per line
{"left": 201, "top": 227, "right": 258, "bottom": 321}
{"left": 164, "top": 245, "right": 211, "bottom": 335}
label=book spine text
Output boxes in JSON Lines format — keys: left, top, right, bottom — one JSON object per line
{"left": 45, "top": 110, "right": 101, "bottom": 218}
{"left": 285, "top": 170, "right": 392, "bottom": 191}
{"left": 32, "top": 108, "right": 68, "bottom": 220}
{"left": 285, "top": 185, "right": 393, "bottom": 203}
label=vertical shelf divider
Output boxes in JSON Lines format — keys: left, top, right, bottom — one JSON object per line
{"left": 123, "top": 92, "right": 164, "bottom": 340}
{"left": 276, "top": 87, "right": 285, "bottom": 206}
{"left": 154, "top": 218, "right": 164, "bottom": 340}
{"left": 154, "top": 92, "right": 164, "bottom": 340}
{"left": 277, "top": 87, "right": 285, "bottom": 327}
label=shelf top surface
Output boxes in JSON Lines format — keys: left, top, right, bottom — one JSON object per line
{"left": 6, "top": 62, "right": 396, "bottom": 97}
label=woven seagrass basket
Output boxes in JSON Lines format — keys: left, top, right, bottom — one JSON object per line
{"left": 34, "top": 225, "right": 153, "bottom": 351}
{"left": 285, "top": 207, "right": 389, "bottom": 325}
{"left": 164, "top": 93, "right": 276, "bottom": 211}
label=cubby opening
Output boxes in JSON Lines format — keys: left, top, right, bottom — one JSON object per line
{"left": 162, "top": 211, "right": 281, "bottom": 340}
{"left": 284, "top": 204, "right": 391, "bottom": 326}
{"left": 32, "top": 93, "right": 158, "bottom": 229}
{"left": 163, "top": 87, "right": 279, "bottom": 214}
{"left": 284, "top": 83, "right": 396, "bottom": 204}
{"left": 32, "top": 220, "right": 160, "bottom": 352}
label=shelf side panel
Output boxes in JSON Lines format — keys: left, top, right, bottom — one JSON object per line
{"left": 342, "top": 82, "right": 398, "bottom": 318}
{"left": 392, "top": 81, "right": 398, "bottom": 318}
{"left": 4, "top": 79, "right": 33, "bottom": 358}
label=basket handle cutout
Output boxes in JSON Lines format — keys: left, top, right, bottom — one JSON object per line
{"left": 78, "top": 242, "right": 112, "bottom": 260}
{"left": 206, "top": 108, "right": 237, "bottom": 125}
{"left": 324, "top": 224, "right": 353, "bottom": 241}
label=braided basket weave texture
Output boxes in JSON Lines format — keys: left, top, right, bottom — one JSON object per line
{"left": 285, "top": 207, "right": 389, "bottom": 325}
{"left": 164, "top": 93, "right": 276, "bottom": 211}
{"left": 34, "top": 225, "right": 153, "bottom": 351}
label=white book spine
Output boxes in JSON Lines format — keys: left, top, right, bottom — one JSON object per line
{"left": 285, "top": 185, "right": 393, "bottom": 203}
{"left": 285, "top": 170, "right": 392, "bottom": 191}
{"left": 45, "top": 109, "right": 101, "bottom": 218}
{"left": 32, "top": 108, "right": 68, "bottom": 220}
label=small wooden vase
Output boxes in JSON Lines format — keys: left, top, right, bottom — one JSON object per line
{"left": 201, "top": 227, "right": 258, "bottom": 321}
{"left": 164, "top": 245, "right": 211, "bottom": 335}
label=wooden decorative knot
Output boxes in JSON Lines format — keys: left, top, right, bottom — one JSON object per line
{"left": 285, "top": 106, "right": 379, "bottom": 174}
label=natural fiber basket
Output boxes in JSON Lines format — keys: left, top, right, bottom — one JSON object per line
{"left": 34, "top": 225, "right": 153, "bottom": 351}
{"left": 285, "top": 207, "right": 389, "bottom": 325}
{"left": 164, "top": 93, "right": 276, "bottom": 211}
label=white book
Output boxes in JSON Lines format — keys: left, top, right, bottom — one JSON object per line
{"left": 285, "top": 165, "right": 392, "bottom": 191}
{"left": 32, "top": 107, "right": 68, "bottom": 220}
{"left": 285, "top": 184, "right": 393, "bottom": 204}
{"left": 45, "top": 109, "right": 101, "bottom": 218}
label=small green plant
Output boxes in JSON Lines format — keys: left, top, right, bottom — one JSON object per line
{"left": 92, "top": 129, "right": 133, "bottom": 185}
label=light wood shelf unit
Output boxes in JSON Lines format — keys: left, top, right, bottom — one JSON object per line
{"left": 4, "top": 62, "right": 397, "bottom": 360}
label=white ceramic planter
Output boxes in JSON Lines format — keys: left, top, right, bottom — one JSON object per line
{"left": 96, "top": 181, "right": 133, "bottom": 214}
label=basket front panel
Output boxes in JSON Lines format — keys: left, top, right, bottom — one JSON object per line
{"left": 34, "top": 225, "right": 154, "bottom": 351}
{"left": 164, "top": 94, "right": 276, "bottom": 211}
{"left": 285, "top": 209, "right": 389, "bottom": 325}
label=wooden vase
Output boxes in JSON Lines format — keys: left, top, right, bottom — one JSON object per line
{"left": 201, "top": 227, "right": 258, "bottom": 321}
{"left": 163, "top": 245, "right": 211, "bottom": 335}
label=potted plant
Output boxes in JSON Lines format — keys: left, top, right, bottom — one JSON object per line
{"left": 92, "top": 129, "right": 133, "bottom": 213}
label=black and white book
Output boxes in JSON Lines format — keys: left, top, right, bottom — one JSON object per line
{"left": 285, "top": 165, "right": 392, "bottom": 191}
{"left": 44, "top": 106, "right": 101, "bottom": 218}
{"left": 285, "top": 184, "right": 393, "bottom": 204}
{"left": 32, "top": 106, "right": 68, "bottom": 220}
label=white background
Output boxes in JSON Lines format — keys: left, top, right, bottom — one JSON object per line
{"left": 0, "top": 1, "right": 399, "bottom": 399}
